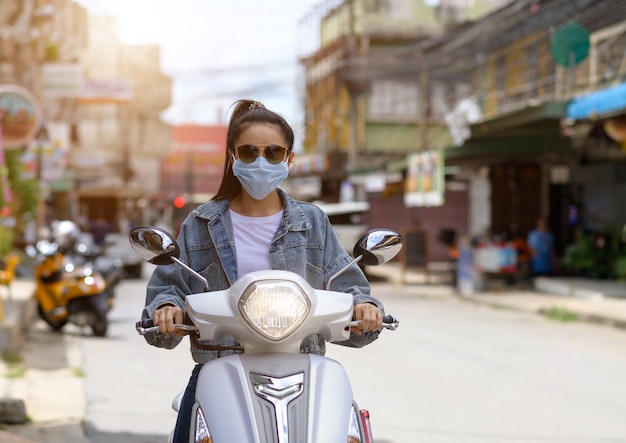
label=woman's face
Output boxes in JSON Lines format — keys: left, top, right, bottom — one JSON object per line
{"left": 233, "top": 124, "right": 293, "bottom": 165}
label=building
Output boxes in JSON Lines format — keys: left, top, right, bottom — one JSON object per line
{"left": 76, "top": 15, "right": 172, "bottom": 229}
{"left": 0, "top": 0, "right": 88, "bottom": 237}
{"left": 0, "top": 3, "right": 173, "bottom": 237}
{"left": 295, "top": 0, "right": 509, "bottom": 261}
{"left": 405, "top": 0, "right": 626, "bottom": 261}
{"left": 160, "top": 124, "right": 227, "bottom": 229}
{"left": 298, "top": 0, "right": 626, "bottom": 274}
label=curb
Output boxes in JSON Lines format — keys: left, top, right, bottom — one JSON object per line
{"left": 367, "top": 264, "right": 626, "bottom": 333}
{"left": 536, "top": 306, "right": 626, "bottom": 330}
{"left": 459, "top": 293, "right": 626, "bottom": 332}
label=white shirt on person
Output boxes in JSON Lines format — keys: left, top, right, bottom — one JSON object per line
{"left": 229, "top": 209, "right": 283, "bottom": 277}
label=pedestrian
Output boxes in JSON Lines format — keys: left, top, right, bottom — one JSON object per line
{"left": 90, "top": 212, "right": 112, "bottom": 247}
{"left": 140, "top": 99, "right": 384, "bottom": 443}
{"left": 527, "top": 216, "right": 555, "bottom": 276}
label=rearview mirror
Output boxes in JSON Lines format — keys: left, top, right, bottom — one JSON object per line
{"left": 353, "top": 229, "right": 403, "bottom": 266}
{"left": 128, "top": 227, "right": 179, "bottom": 265}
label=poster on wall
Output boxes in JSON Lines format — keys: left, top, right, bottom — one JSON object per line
{"left": 404, "top": 150, "right": 444, "bottom": 207}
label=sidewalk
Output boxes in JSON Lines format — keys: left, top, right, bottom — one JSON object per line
{"left": 1, "top": 267, "right": 626, "bottom": 442}
{"left": 0, "top": 279, "right": 89, "bottom": 443}
{"left": 367, "top": 263, "right": 626, "bottom": 330}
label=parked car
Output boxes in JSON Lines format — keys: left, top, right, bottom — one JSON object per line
{"left": 312, "top": 201, "right": 370, "bottom": 253}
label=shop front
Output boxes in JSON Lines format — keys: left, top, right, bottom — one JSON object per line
{"left": 445, "top": 101, "right": 574, "bottom": 255}
{"left": 561, "top": 82, "right": 626, "bottom": 280}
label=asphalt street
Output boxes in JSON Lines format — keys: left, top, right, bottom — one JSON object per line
{"left": 2, "top": 267, "right": 626, "bottom": 442}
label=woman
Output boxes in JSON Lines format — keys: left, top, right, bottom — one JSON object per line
{"left": 141, "top": 99, "right": 384, "bottom": 442}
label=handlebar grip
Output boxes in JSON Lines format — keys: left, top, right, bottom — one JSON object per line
{"left": 382, "top": 314, "right": 397, "bottom": 324}
{"left": 136, "top": 318, "right": 154, "bottom": 329}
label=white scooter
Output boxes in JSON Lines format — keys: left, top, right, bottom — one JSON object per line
{"left": 130, "top": 226, "right": 402, "bottom": 443}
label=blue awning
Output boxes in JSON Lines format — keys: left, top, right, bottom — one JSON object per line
{"left": 567, "top": 82, "right": 626, "bottom": 120}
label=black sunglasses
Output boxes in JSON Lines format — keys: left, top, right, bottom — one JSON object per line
{"left": 234, "top": 144, "right": 288, "bottom": 164}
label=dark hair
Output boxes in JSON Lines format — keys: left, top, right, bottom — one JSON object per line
{"left": 212, "top": 99, "right": 294, "bottom": 201}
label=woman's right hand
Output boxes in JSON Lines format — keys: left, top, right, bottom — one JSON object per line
{"left": 153, "top": 304, "right": 185, "bottom": 336}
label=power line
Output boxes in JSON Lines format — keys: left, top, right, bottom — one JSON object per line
{"left": 164, "top": 58, "right": 297, "bottom": 77}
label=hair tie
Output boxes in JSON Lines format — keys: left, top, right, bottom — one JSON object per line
{"left": 249, "top": 101, "right": 265, "bottom": 110}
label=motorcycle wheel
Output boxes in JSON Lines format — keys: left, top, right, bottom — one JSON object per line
{"left": 91, "top": 314, "right": 108, "bottom": 337}
{"left": 37, "top": 303, "right": 68, "bottom": 331}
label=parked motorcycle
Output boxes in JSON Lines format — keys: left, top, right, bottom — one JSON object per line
{"left": 130, "top": 226, "right": 402, "bottom": 443}
{"left": 72, "top": 236, "right": 124, "bottom": 306}
{"left": 28, "top": 220, "right": 111, "bottom": 337}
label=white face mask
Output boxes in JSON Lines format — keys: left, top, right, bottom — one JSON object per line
{"left": 232, "top": 156, "right": 289, "bottom": 200}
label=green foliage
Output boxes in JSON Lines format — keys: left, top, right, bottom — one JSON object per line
{"left": 1, "top": 350, "right": 22, "bottom": 365}
{"left": 561, "top": 233, "right": 595, "bottom": 270}
{"left": 1, "top": 352, "right": 24, "bottom": 378}
{"left": 5, "top": 148, "right": 38, "bottom": 216}
{"left": 0, "top": 149, "right": 39, "bottom": 254}
{"left": 615, "top": 253, "right": 626, "bottom": 280}
{"left": 0, "top": 227, "right": 15, "bottom": 255}
{"left": 4, "top": 365, "right": 25, "bottom": 379}
{"left": 561, "top": 225, "right": 626, "bottom": 279}
{"left": 544, "top": 307, "right": 579, "bottom": 322}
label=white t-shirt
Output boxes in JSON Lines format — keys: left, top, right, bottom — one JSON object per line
{"left": 229, "top": 209, "right": 283, "bottom": 277}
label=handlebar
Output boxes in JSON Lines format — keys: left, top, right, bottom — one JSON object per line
{"left": 135, "top": 314, "right": 399, "bottom": 336}
{"left": 135, "top": 318, "right": 197, "bottom": 335}
{"left": 346, "top": 314, "right": 399, "bottom": 331}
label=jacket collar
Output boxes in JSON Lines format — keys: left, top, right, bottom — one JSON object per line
{"left": 191, "top": 188, "right": 312, "bottom": 232}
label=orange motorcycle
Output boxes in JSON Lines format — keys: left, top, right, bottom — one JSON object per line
{"left": 0, "top": 253, "right": 20, "bottom": 296}
{"left": 29, "top": 221, "right": 111, "bottom": 337}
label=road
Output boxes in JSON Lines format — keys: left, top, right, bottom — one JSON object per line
{"left": 77, "top": 276, "right": 626, "bottom": 443}
{"left": 81, "top": 276, "right": 194, "bottom": 443}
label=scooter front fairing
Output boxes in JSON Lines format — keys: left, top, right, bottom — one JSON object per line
{"left": 194, "top": 353, "right": 354, "bottom": 443}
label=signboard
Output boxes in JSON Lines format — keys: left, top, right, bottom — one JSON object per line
{"left": 43, "top": 64, "right": 133, "bottom": 104}
{"left": 404, "top": 150, "right": 444, "bottom": 207}
{"left": 79, "top": 79, "right": 133, "bottom": 104}
{"left": 42, "top": 63, "right": 84, "bottom": 98}
{"left": 0, "top": 85, "right": 43, "bottom": 149}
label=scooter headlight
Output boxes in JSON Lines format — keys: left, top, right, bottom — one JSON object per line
{"left": 239, "top": 280, "right": 311, "bottom": 341}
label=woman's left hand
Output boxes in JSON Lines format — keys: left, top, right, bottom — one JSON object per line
{"left": 352, "top": 303, "right": 382, "bottom": 335}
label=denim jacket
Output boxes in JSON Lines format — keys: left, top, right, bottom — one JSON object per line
{"left": 142, "top": 189, "right": 383, "bottom": 364}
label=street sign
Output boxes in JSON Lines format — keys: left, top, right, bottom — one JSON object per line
{"left": 0, "top": 85, "right": 43, "bottom": 149}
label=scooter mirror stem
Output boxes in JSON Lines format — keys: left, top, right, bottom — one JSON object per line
{"left": 171, "top": 257, "right": 209, "bottom": 292}
{"left": 325, "top": 255, "right": 362, "bottom": 291}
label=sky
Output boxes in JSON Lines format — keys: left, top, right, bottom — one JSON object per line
{"left": 74, "top": 0, "right": 331, "bottom": 139}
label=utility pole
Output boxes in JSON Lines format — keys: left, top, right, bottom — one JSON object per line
{"left": 186, "top": 144, "right": 194, "bottom": 201}
{"left": 35, "top": 126, "right": 49, "bottom": 233}
{"left": 347, "top": 0, "right": 357, "bottom": 172}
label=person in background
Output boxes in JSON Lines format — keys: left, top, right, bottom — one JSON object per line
{"left": 141, "top": 99, "right": 384, "bottom": 443}
{"left": 510, "top": 226, "right": 531, "bottom": 286}
{"left": 90, "top": 212, "right": 112, "bottom": 247}
{"left": 527, "top": 216, "right": 555, "bottom": 277}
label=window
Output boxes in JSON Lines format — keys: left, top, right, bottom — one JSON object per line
{"left": 367, "top": 80, "right": 419, "bottom": 120}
